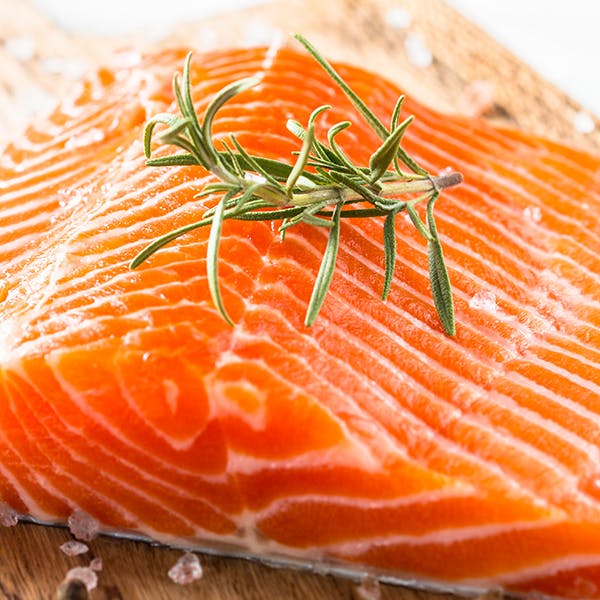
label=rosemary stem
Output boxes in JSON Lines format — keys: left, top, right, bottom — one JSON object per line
{"left": 138, "top": 41, "right": 461, "bottom": 334}
{"left": 290, "top": 171, "right": 462, "bottom": 207}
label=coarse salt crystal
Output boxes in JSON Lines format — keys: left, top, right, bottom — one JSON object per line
{"left": 523, "top": 206, "right": 542, "bottom": 223}
{"left": 469, "top": 290, "right": 498, "bottom": 312}
{"left": 458, "top": 80, "right": 495, "bottom": 118}
{"left": 438, "top": 166, "right": 455, "bottom": 176}
{"left": 68, "top": 510, "right": 99, "bottom": 542}
{"left": 64, "top": 566, "right": 98, "bottom": 592}
{"left": 582, "top": 472, "right": 600, "bottom": 492}
{"left": 0, "top": 502, "right": 18, "bottom": 527}
{"left": 168, "top": 552, "right": 203, "bottom": 585}
{"left": 4, "top": 35, "right": 36, "bottom": 62}
{"left": 404, "top": 33, "right": 432, "bottom": 68}
{"left": 353, "top": 576, "right": 381, "bottom": 600}
{"left": 60, "top": 540, "right": 89, "bottom": 556}
{"left": 574, "top": 111, "right": 595, "bottom": 134}
{"left": 89, "top": 557, "right": 103, "bottom": 572}
{"left": 385, "top": 7, "right": 412, "bottom": 30}
{"left": 55, "top": 578, "right": 87, "bottom": 599}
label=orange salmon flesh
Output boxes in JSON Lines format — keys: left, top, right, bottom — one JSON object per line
{"left": 0, "top": 45, "right": 599, "bottom": 599}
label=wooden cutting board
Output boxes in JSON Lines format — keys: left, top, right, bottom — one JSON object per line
{"left": 0, "top": 1, "right": 598, "bottom": 598}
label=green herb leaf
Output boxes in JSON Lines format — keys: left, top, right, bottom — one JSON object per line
{"left": 201, "top": 77, "right": 259, "bottom": 165}
{"left": 428, "top": 238, "right": 455, "bottom": 336}
{"left": 407, "top": 201, "right": 434, "bottom": 241}
{"left": 144, "top": 113, "right": 182, "bottom": 157}
{"left": 293, "top": 34, "right": 388, "bottom": 139}
{"left": 130, "top": 216, "right": 213, "bottom": 269}
{"left": 286, "top": 122, "right": 315, "bottom": 193}
{"left": 382, "top": 212, "right": 397, "bottom": 301}
{"left": 206, "top": 190, "right": 237, "bottom": 326}
{"left": 369, "top": 116, "right": 413, "bottom": 183}
{"left": 426, "top": 192, "right": 455, "bottom": 335}
{"left": 390, "top": 95, "right": 405, "bottom": 130}
{"left": 328, "top": 171, "right": 381, "bottom": 204}
{"left": 146, "top": 154, "right": 199, "bottom": 167}
{"left": 218, "top": 152, "right": 297, "bottom": 182}
{"left": 294, "top": 34, "right": 428, "bottom": 176}
{"left": 305, "top": 202, "right": 343, "bottom": 326}
{"left": 182, "top": 52, "right": 202, "bottom": 133}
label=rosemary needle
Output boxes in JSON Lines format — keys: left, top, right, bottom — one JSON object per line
{"left": 132, "top": 35, "right": 463, "bottom": 335}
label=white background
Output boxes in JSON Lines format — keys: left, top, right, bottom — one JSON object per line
{"left": 33, "top": 0, "right": 600, "bottom": 116}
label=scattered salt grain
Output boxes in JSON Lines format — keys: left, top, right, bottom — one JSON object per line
{"left": 65, "top": 128, "right": 105, "bottom": 150}
{"left": 4, "top": 35, "right": 36, "bottom": 62}
{"left": 60, "top": 540, "right": 89, "bottom": 556}
{"left": 309, "top": 562, "right": 330, "bottom": 577}
{"left": 458, "top": 80, "right": 495, "bottom": 117}
{"left": 469, "top": 290, "right": 498, "bottom": 313}
{"left": 168, "top": 552, "right": 203, "bottom": 585}
{"left": 89, "top": 557, "right": 103, "bottom": 572}
{"left": 404, "top": 33, "right": 432, "bottom": 68}
{"left": 523, "top": 206, "right": 542, "bottom": 223}
{"left": 574, "top": 110, "right": 595, "bottom": 135}
{"left": 384, "top": 7, "right": 412, "bottom": 30}
{"left": 0, "top": 502, "right": 18, "bottom": 527}
{"left": 438, "top": 166, "right": 456, "bottom": 176}
{"left": 68, "top": 510, "right": 99, "bottom": 542}
{"left": 64, "top": 566, "right": 98, "bottom": 592}
{"left": 55, "top": 578, "right": 88, "bottom": 600}
{"left": 353, "top": 576, "right": 381, "bottom": 600}
{"left": 579, "top": 473, "right": 600, "bottom": 496}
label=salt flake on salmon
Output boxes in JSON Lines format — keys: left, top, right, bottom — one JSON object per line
{"left": 0, "top": 35, "right": 599, "bottom": 600}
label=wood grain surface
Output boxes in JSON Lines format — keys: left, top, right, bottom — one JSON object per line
{"left": 0, "top": 0, "right": 597, "bottom": 598}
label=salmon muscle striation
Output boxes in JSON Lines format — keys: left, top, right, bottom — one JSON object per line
{"left": 0, "top": 46, "right": 599, "bottom": 599}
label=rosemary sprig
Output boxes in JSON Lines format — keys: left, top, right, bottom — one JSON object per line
{"left": 131, "top": 35, "right": 463, "bottom": 334}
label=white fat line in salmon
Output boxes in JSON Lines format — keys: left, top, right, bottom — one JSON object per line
{"left": 231, "top": 318, "right": 584, "bottom": 519}
{"left": 289, "top": 227, "right": 600, "bottom": 449}
{"left": 254, "top": 236, "right": 600, "bottom": 510}
{"left": 29, "top": 357, "right": 229, "bottom": 481}
{"left": 327, "top": 518, "right": 567, "bottom": 553}
{"left": 474, "top": 554, "right": 600, "bottom": 587}
{"left": 231, "top": 277, "right": 599, "bottom": 506}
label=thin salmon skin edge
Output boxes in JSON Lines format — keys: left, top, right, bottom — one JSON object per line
{"left": 0, "top": 44, "right": 599, "bottom": 599}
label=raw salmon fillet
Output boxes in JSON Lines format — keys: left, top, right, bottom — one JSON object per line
{"left": 0, "top": 44, "right": 599, "bottom": 599}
